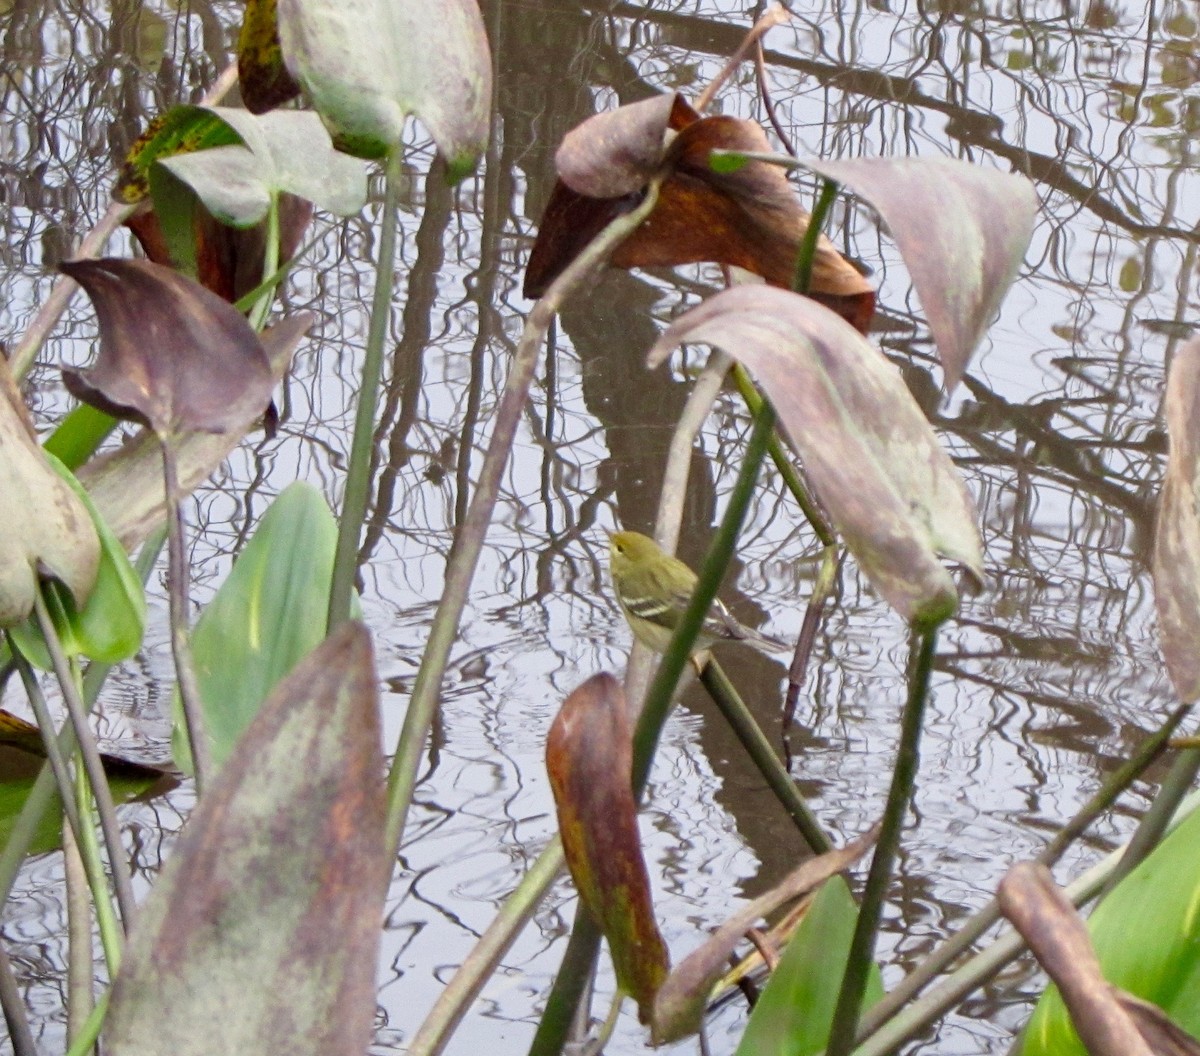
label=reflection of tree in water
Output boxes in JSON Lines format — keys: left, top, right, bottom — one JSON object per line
{"left": 3, "top": 0, "right": 1199, "bottom": 1048}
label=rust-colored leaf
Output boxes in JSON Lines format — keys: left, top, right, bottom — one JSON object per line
{"left": 238, "top": 0, "right": 302, "bottom": 114}
{"left": 126, "top": 192, "right": 313, "bottom": 303}
{"left": 60, "top": 258, "right": 274, "bottom": 438}
{"left": 105, "top": 622, "right": 388, "bottom": 1056}
{"left": 1001, "top": 863, "right": 1200, "bottom": 1056}
{"left": 1154, "top": 337, "right": 1200, "bottom": 702}
{"left": 546, "top": 673, "right": 669, "bottom": 1021}
{"left": 525, "top": 98, "right": 874, "bottom": 333}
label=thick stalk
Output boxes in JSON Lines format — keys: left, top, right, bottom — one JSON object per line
{"left": 247, "top": 192, "right": 281, "bottom": 332}
{"left": 699, "top": 659, "right": 831, "bottom": 854}
{"left": 328, "top": 148, "right": 404, "bottom": 630}
{"left": 64, "top": 813, "right": 93, "bottom": 1044}
{"left": 385, "top": 183, "right": 663, "bottom": 853}
{"left": 0, "top": 942, "right": 36, "bottom": 1056}
{"left": 826, "top": 624, "right": 941, "bottom": 1056}
{"left": 32, "top": 592, "right": 136, "bottom": 929}
{"left": 63, "top": 992, "right": 109, "bottom": 1056}
{"left": 163, "top": 440, "right": 212, "bottom": 792}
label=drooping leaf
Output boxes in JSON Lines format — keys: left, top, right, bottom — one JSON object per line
{"left": 7, "top": 453, "right": 145, "bottom": 667}
{"left": 525, "top": 95, "right": 874, "bottom": 333}
{"left": 238, "top": 0, "right": 302, "bottom": 114}
{"left": 797, "top": 155, "right": 1037, "bottom": 393}
{"left": 114, "top": 108, "right": 243, "bottom": 205}
{"left": 75, "top": 313, "right": 312, "bottom": 551}
{"left": 546, "top": 673, "right": 669, "bottom": 1021}
{"left": 1153, "top": 337, "right": 1200, "bottom": 701}
{"left": 1021, "top": 803, "right": 1200, "bottom": 1055}
{"left": 0, "top": 357, "right": 99, "bottom": 627}
{"left": 105, "top": 622, "right": 388, "bottom": 1056}
{"left": 649, "top": 286, "right": 983, "bottom": 625}
{"left": 276, "top": 0, "right": 492, "bottom": 171}
{"left": 60, "top": 258, "right": 274, "bottom": 438}
{"left": 1002, "top": 862, "right": 1200, "bottom": 1056}
{"left": 171, "top": 482, "right": 340, "bottom": 774}
{"left": 653, "top": 832, "right": 879, "bottom": 1044}
{"left": 733, "top": 878, "right": 885, "bottom": 1056}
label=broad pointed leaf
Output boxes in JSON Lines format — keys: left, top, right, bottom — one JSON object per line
{"left": 105, "top": 622, "right": 388, "bottom": 1056}
{"left": 799, "top": 156, "right": 1036, "bottom": 393}
{"left": 1153, "top": 337, "right": 1200, "bottom": 701}
{"left": 649, "top": 286, "right": 983, "bottom": 624}
{"left": 276, "top": 0, "right": 492, "bottom": 171}
{"left": 171, "top": 482, "right": 340, "bottom": 774}
{"left": 547, "top": 673, "right": 669, "bottom": 1020}
{"left": 238, "top": 0, "right": 302, "bottom": 114}
{"left": 733, "top": 878, "right": 884, "bottom": 1056}
{"left": 114, "top": 109, "right": 243, "bottom": 204}
{"left": 0, "top": 357, "right": 98, "bottom": 626}
{"left": 75, "top": 313, "right": 312, "bottom": 550}
{"left": 60, "top": 258, "right": 274, "bottom": 438}
{"left": 1021, "top": 803, "right": 1200, "bottom": 1054}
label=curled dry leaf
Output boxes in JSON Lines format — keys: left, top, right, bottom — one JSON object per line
{"left": 238, "top": 0, "right": 302, "bottom": 114}
{"left": 799, "top": 155, "right": 1037, "bottom": 393}
{"left": 0, "top": 356, "right": 99, "bottom": 626}
{"left": 60, "top": 258, "right": 275, "bottom": 438}
{"left": 546, "top": 673, "right": 669, "bottom": 1021}
{"left": 650, "top": 286, "right": 982, "bottom": 625}
{"left": 525, "top": 93, "right": 874, "bottom": 333}
{"left": 1154, "top": 337, "right": 1200, "bottom": 702}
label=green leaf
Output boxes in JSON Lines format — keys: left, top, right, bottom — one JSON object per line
{"left": 114, "top": 108, "right": 243, "bottom": 204}
{"left": 172, "top": 482, "right": 339, "bottom": 774}
{"left": 735, "top": 878, "right": 884, "bottom": 1056}
{"left": 106, "top": 622, "right": 388, "bottom": 1056}
{"left": 42, "top": 403, "right": 118, "bottom": 471}
{"left": 7, "top": 453, "right": 145, "bottom": 667}
{"left": 1021, "top": 803, "right": 1200, "bottom": 1055}
{"left": 648, "top": 286, "right": 982, "bottom": 625}
{"left": 276, "top": 0, "right": 492, "bottom": 169}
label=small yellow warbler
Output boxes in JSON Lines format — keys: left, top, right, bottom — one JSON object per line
{"left": 607, "top": 529, "right": 789, "bottom": 656}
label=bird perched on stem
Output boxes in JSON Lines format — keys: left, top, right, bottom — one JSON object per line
{"left": 607, "top": 529, "right": 789, "bottom": 657}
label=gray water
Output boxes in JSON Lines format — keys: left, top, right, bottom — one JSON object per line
{"left": 2, "top": 0, "right": 1196, "bottom": 1052}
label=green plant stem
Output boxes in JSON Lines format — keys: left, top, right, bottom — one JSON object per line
{"left": 410, "top": 838, "right": 565, "bottom": 1056}
{"left": 32, "top": 591, "right": 136, "bottom": 930}
{"left": 528, "top": 910, "right": 605, "bottom": 1056}
{"left": 784, "top": 543, "right": 840, "bottom": 764}
{"left": 853, "top": 698, "right": 1193, "bottom": 1043}
{"left": 793, "top": 178, "right": 840, "bottom": 296}
{"left": 73, "top": 757, "right": 122, "bottom": 973}
{"left": 0, "top": 529, "right": 164, "bottom": 912}
{"left": 328, "top": 148, "right": 404, "bottom": 631}
{"left": 699, "top": 659, "right": 831, "bottom": 854}
{"left": 826, "top": 623, "right": 941, "bottom": 1056}
{"left": 385, "top": 181, "right": 663, "bottom": 854}
{"left": 63, "top": 991, "right": 109, "bottom": 1056}
{"left": 163, "top": 440, "right": 212, "bottom": 793}
{"left": 247, "top": 193, "right": 281, "bottom": 332}
{"left": 63, "top": 809, "right": 93, "bottom": 1043}
{"left": 0, "top": 941, "right": 37, "bottom": 1056}
{"left": 1101, "top": 741, "right": 1200, "bottom": 896}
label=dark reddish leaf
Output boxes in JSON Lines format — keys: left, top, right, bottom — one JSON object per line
{"left": 60, "top": 258, "right": 274, "bottom": 438}
{"left": 525, "top": 102, "right": 874, "bottom": 332}
{"left": 556, "top": 93, "right": 675, "bottom": 198}
{"left": 1000, "top": 863, "right": 1200, "bottom": 1056}
{"left": 546, "top": 673, "right": 669, "bottom": 1021}
{"left": 126, "top": 193, "right": 313, "bottom": 303}
{"left": 1154, "top": 337, "right": 1200, "bottom": 702}
{"left": 105, "top": 622, "right": 388, "bottom": 1056}
{"left": 238, "top": 0, "right": 302, "bottom": 114}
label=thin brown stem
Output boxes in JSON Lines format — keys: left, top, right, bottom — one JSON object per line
{"left": 693, "top": 4, "right": 791, "bottom": 114}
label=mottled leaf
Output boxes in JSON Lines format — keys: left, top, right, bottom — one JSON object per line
{"left": 238, "top": 0, "right": 302, "bottom": 114}
{"left": 526, "top": 103, "right": 873, "bottom": 332}
{"left": 114, "top": 108, "right": 243, "bottom": 204}
{"left": 1153, "top": 338, "right": 1200, "bottom": 701}
{"left": 60, "top": 258, "right": 274, "bottom": 438}
{"left": 1021, "top": 804, "right": 1200, "bottom": 1055}
{"left": 276, "top": 0, "right": 492, "bottom": 171}
{"left": 649, "top": 286, "right": 982, "bottom": 624}
{"left": 733, "top": 878, "right": 885, "bottom": 1056}
{"left": 654, "top": 831, "right": 878, "bottom": 1044}
{"left": 547, "top": 673, "right": 669, "bottom": 1020}
{"left": 105, "top": 622, "right": 388, "bottom": 1056}
{"left": 172, "top": 483, "right": 339, "bottom": 774}
{"left": 1005, "top": 863, "right": 1200, "bottom": 1056}
{"left": 0, "top": 357, "right": 99, "bottom": 627}
{"left": 75, "top": 313, "right": 311, "bottom": 551}
{"left": 799, "top": 155, "right": 1037, "bottom": 393}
